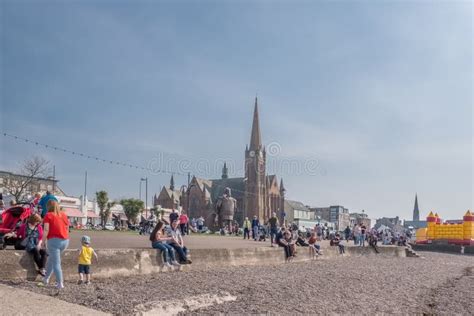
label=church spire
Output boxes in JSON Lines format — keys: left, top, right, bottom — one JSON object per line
{"left": 413, "top": 193, "right": 420, "bottom": 221}
{"left": 249, "top": 97, "right": 262, "bottom": 150}
{"left": 280, "top": 178, "right": 286, "bottom": 193}
{"left": 170, "top": 174, "right": 175, "bottom": 191}
{"left": 222, "top": 162, "right": 229, "bottom": 179}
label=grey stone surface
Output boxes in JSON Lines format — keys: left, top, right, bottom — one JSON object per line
{"left": 0, "top": 241, "right": 405, "bottom": 282}
{"left": 0, "top": 283, "right": 109, "bottom": 315}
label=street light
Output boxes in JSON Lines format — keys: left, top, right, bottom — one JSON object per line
{"left": 140, "top": 177, "right": 148, "bottom": 218}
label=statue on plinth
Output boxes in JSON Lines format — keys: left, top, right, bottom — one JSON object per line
{"left": 215, "top": 187, "right": 237, "bottom": 231}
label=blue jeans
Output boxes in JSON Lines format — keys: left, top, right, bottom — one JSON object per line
{"left": 45, "top": 238, "right": 69, "bottom": 286}
{"left": 360, "top": 234, "right": 366, "bottom": 246}
{"left": 252, "top": 226, "right": 259, "bottom": 240}
{"left": 152, "top": 242, "right": 176, "bottom": 264}
{"left": 270, "top": 228, "right": 278, "bottom": 244}
{"left": 169, "top": 243, "right": 188, "bottom": 262}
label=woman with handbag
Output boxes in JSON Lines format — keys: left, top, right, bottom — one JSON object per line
{"left": 39, "top": 200, "right": 69, "bottom": 289}
{"left": 17, "top": 214, "right": 47, "bottom": 276}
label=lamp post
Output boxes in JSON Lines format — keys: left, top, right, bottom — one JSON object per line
{"left": 140, "top": 177, "right": 148, "bottom": 218}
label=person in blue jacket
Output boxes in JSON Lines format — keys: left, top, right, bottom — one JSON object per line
{"left": 251, "top": 216, "right": 260, "bottom": 241}
{"left": 39, "top": 191, "right": 58, "bottom": 218}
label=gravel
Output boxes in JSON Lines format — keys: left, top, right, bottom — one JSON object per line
{"left": 4, "top": 252, "right": 473, "bottom": 315}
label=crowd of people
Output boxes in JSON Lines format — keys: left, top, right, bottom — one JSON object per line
{"left": 1, "top": 192, "right": 417, "bottom": 281}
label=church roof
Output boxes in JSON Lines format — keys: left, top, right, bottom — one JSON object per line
{"left": 194, "top": 177, "right": 213, "bottom": 192}
{"left": 284, "top": 199, "right": 311, "bottom": 212}
{"left": 160, "top": 187, "right": 181, "bottom": 203}
{"left": 266, "top": 175, "right": 277, "bottom": 186}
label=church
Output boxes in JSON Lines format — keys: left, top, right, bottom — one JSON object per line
{"left": 153, "top": 98, "right": 286, "bottom": 226}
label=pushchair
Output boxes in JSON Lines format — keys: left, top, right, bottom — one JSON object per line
{"left": 0, "top": 202, "right": 33, "bottom": 250}
{"left": 258, "top": 225, "right": 267, "bottom": 242}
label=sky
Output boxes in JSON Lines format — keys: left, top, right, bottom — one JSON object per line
{"left": 1, "top": 0, "right": 472, "bottom": 221}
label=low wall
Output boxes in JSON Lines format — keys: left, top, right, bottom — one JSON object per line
{"left": 411, "top": 243, "right": 474, "bottom": 255}
{"left": 0, "top": 245, "right": 406, "bottom": 282}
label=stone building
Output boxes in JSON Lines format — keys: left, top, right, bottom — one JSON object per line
{"left": 156, "top": 98, "right": 286, "bottom": 226}
{"left": 350, "top": 212, "right": 372, "bottom": 228}
{"left": 311, "top": 205, "right": 350, "bottom": 231}
{"left": 0, "top": 170, "right": 65, "bottom": 201}
{"left": 153, "top": 175, "right": 184, "bottom": 210}
{"left": 374, "top": 216, "right": 401, "bottom": 230}
{"left": 284, "top": 200, "right": 318, "bottom": 229}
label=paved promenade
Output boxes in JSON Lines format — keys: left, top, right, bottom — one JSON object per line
{"left": 0, "top": 283, "right": 109, "bottom": 315}
{"left": 68, "top": 230, "right": 320, "bottom": 249}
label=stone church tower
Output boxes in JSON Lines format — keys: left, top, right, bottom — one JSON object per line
{"left": 245, "top": 97, "right": 267, "bottom": 220}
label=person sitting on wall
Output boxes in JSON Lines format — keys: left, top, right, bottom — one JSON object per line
{"left": 296, "top": 232, "right": 309, "bottom": 247}
{"left": 332, "top": 233, "right": 345, "bottom": 255}
{"left": 11, "top": 214, "right": 47, "bottom": 276}
{"left": 168, "top": 220, "right": 192, "bottom": 264}
{"left": 150, "top": 221, "right": 180, "bottom": 269}
{"left": 276, "top": 228, "right": 294, "bottom": 262}
{"left": 368, "top": 230, "right": 379, "bottom": 253}
{"left": 308, "top": 231, "right": 322, "bottom": 258}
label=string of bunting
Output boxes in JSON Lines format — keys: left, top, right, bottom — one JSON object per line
{"left": 2, "top": 132, "right": 187, "bottom": 176}
{"left": 2, "top": 132, "right": 286, "bottom": 199}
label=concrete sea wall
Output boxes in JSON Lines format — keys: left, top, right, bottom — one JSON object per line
{"left": 0, "top": 245, "right": 406, "bottom": 282}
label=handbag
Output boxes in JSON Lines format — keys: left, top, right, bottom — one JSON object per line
{"left": 20, "top": 237, "right": 29, "bottom": 248}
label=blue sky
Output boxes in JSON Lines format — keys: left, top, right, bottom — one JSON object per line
{"left": 1, "top": 0, "right": 472, "bottom": 220}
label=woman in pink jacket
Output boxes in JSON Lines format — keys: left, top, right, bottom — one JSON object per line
{"left": 17, "top": 214, "right": 47, "bottom": 276}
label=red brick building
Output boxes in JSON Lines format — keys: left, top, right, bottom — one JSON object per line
{"left": 154, "top": 98, "right": 286, "bottom": 226}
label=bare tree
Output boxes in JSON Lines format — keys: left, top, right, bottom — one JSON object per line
{"left": 3, "top": 156, "right": 51, "bottom": 201}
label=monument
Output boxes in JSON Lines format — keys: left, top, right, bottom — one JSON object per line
{"left": 215, "top": 187, "right": 237, "bottom": 230}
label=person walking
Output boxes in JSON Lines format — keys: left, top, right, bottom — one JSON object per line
{"left": 38, "top": 191, "right": 58, "bottom": 218}
{"left": 39, "top": 200, "right": 69, "bottom": 289}
{"left": 242, "top": 217, "right": 251, "bottom": 240}
{"left": 169, "top": 208, "right": 179, "bottom": 224}
{"left": 315, "top": 224, "right": 323, "bottom": 241}
{"left": 268, "top": 212, "right": 280, "bottom": 247}
{"left": 360, "top": 224, "right": 367, "bottom": 247}
{"left": 77, "top": 235, "right": 98, "bottom": 285}
{"left": 344, "top": 226, "right": 351, "bottom": 242}
{"left": 251, "top": 216, "right": 260, "bottom": 241}
{"left": 353, "top": 224, "right": 361, "bottom": 246}
{"left": 178, "top": 212, "right": 189, "bottom": 235}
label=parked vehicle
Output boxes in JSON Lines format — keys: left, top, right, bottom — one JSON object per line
{"left": 104, "top": 223, "right": 115, "bottom": 231}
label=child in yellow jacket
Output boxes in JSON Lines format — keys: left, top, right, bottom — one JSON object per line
{"left": 78, "top": 235, "right": 98, "bottom": 285}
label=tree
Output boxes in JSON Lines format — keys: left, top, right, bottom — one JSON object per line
{"left": 120, "top": 198, "right": 144, "bottom": 224}
{"left": 3, "top": 156, "right": 51, "bottom": 201}
{"left": 96, "top": 190, "right": 113, "bottom": 228}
